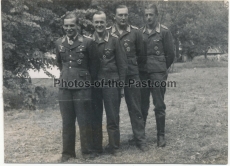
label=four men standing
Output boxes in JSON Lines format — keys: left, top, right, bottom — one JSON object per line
{"left": 56, "top": 4, "right": 175, "bottom": 162}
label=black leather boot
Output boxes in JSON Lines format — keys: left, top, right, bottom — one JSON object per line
{"left": 156, "top": 116, "right": 166, "bottom": 147}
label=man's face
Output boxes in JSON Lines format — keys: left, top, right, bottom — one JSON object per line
{"left": 63, "top": 18, "right": 78, "bottom": 38}
{"left": 115, "top": 8, "right": 128, "bottom": 26}
{"left": 93, "top": 14, "right": 106, "bottom": 34}
{"left": 144, "top": 9, "right": 158, "bottom": 26}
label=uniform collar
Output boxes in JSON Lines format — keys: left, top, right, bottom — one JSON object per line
{"left": 142, "top": 23, "right": 160, "bottom": 34}
{"left": 62, "top": 34, "right": 83, "bottom": 49}
{"left": 66, "top": 34, "right": 78, "bottom": 43}
{"left": 64, "top": 34, "right": 83, "bottom": 43}
{"left": 112, "top": 24, "right": 131, "bottom": 34}
{"left": 92, "top": 31, "right": 109, "bottom": 43}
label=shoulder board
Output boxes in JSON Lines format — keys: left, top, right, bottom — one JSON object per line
{"left": 111, "top": 33, "right": 118, "bottom": 38}
{"left": 106, "top": 26, "right": 112, "bottom": 30}
{"left": 131, "top": 25, "right": 139, "bottom": 30}
{"left": 83, "top": 35, "right": 93, "bottom": 39}
{"left": 161, "top": 24, "right": 168, "bottom": 30}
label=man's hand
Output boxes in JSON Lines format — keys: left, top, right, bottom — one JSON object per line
{"left": 120, "top": 87, "right": 125, "bottom": 98}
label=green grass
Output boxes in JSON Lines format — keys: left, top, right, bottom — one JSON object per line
{"left": 4, "top": 60, "right": 228, "bottom": 164}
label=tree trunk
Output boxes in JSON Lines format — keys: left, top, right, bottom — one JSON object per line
{"left": 175, "top": 38, "right": 179, "bottom": 59}
{"left": 204, "top": 50, "right": 208, "bottom": 59}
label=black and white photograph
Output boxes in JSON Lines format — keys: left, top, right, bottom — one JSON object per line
{"left": 2, "top": 0, "right": 228, "bottom": 164}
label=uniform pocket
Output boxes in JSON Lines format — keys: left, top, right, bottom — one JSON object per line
{"left": 147, "top": 56, "right": 167, "bottom": 72}
{"left": 79, "top": 71, "right": 91, "bottom": 80}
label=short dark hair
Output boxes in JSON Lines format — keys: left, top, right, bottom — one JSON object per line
{"left": 115, "top": 5, "right": 128, "bottom": 14}
{"left": 145, "top": 4, "right": 158, "bottom": 16}
{"left": 63, "top": 12, "right": 78, "bottom": 24}
{"left": 93, "top": 11, "right": 106, "bottom": 19}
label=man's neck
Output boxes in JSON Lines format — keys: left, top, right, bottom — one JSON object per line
{"left": 67, "top": 33, "right": 78, "bottom": 40}
{"left": 146, "top": 22, "right": 158, "bottom": 31}
{"left": 116, "top": 23, "right": 127, "bottom": 31}
{"left": 96, "top": 31, "right": 106, "bottom": 41}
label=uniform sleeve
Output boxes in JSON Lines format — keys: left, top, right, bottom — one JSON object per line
{"left": 135, "top": 30, "right": 146, "bottom": 66}
{"left": 163, "top": 30, "right": 175, "bottom": 69}
{"left": 115, "top": 38, "right": 127, "bottom": 83}
{"left": 55, "top": 42, "right": 62, "bottom": 71}
{"left": 87, "top": 39, "right": 100, "bottom": 81}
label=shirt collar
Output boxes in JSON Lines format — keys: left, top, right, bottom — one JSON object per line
{"left": 112, "top": 24, "right": 131, "bottom": 33}
{"left": 66, "top": 34, "right": 78, "bottom": 42}
{"left": 142, "top": 23, "right": 160, "bottom": 34}
{"left": 92, "top": 31, "right": 109, "bottom": 43}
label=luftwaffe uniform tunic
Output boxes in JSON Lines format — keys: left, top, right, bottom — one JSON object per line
{"left": 107, "top": 25, "right": 146, "bottom": 146}
{"left": 55, "top": 34, "right": 99, "bottom": 157}
{"left": 91, "top": 31, "right": 127, "bottom": 153}
{"left": 139, "top": 24, "right": 175, "bottom": 137}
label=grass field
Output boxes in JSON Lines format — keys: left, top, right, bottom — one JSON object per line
{"left": 4, "top": 60, "right": 228, "bottom": 164}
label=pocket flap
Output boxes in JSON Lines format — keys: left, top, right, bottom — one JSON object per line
{"left": 76, "top": 48, "right": 86, "bottom": 53}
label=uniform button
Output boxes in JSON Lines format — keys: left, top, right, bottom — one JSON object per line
{"left": 69, "top": 66, "right": 71, "bottom": 68}
{"left": 70, "top": 61, "right": 72, "bottom": 63}
{"left": 70, "top": 55, "right": 71, "bottom": 57}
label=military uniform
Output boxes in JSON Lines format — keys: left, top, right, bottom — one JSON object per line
{"left": 139, "top": 24, "right": 175, "bottom": 144}
{"left": 107, "top": 25, "right": 146, "bottom": 146}
{"left": 55, "top": 34, "right": 99, "bottom": 158}
{"left": 91, "top": 31, "right": 127, "bottom": 153}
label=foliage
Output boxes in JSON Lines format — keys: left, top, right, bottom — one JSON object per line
{"left": 2, "top": 0, "right": 228, "bottom": 110}
{"left": 160, "top": 1, "right": 228, "bottom": 60}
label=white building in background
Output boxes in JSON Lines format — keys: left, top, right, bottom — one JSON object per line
{"left": 28, "top": 52, "right": 60, "bottom": 78}
{"left": 28, "top": 66, "right": 60, "bottom": 78}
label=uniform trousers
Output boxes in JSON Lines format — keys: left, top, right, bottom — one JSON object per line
{"left": 58, "top": 88, "right": 93, "bottom": 157}
{"left": 91, "top": 86, "right": 120, "bottom": 152}
{"left": 139, "top": 71, "right": 167, "bottom": 136}
{"left": 124, "top": 75, "right": 146, "bottom": 145}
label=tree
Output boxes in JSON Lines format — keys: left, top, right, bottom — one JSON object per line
{"left": 159, "top": 1, "right": 228, "bottom": 60}
{"left": 2, "top": 0, "right": 94, "bottom": 110}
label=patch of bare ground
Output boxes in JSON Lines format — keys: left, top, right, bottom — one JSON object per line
{"left": 4, "top": 62, "right": 228, "bottom": 164}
